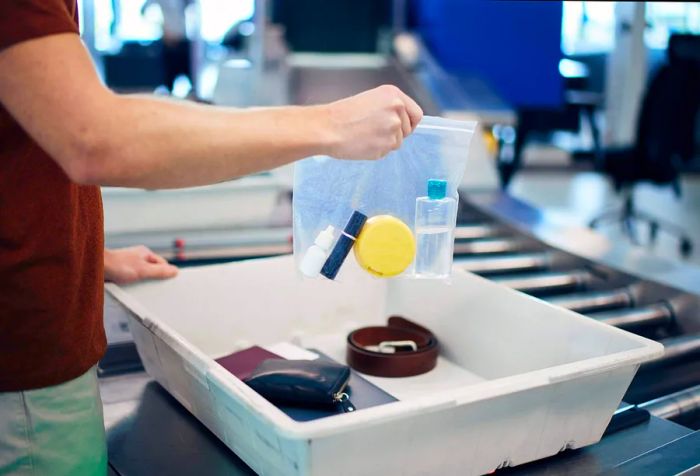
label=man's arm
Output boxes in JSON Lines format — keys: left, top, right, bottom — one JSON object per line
{"left": 0, "top": 34, "right": 422, "bottom": 189}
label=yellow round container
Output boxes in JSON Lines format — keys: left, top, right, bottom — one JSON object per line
{"left": 354, "top": 215, "right": 416, "bottom": 277}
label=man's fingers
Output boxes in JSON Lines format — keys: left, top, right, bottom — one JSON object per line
{"left": 146, "top": 252, "right": 168, "bottom": 265}
{"left": 141, "top": 263, "right": 179, "bottom": 280}
{"left": 398, "top": 90, "right": 423, "bottom": 130}
{"left": 394, "top": 126, "right": 403, "bottom": 152}
{"left": 398, "top": 106, "right": 411, "bottom": 138}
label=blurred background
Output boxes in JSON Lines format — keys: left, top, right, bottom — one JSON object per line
{"left": 85, "top": 0, "right": 700, "bottom": 268}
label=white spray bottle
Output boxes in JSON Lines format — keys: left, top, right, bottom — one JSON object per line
{"left": 300, "top": 225, "right": 336, "bottom": 278}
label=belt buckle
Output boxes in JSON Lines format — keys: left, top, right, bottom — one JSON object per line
{"left": 364, "top": 340, "right": 418, "bottom": 354}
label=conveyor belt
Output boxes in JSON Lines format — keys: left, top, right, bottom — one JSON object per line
{"left": 460, "top": 192, "right": 700, "bottom": 429}
{"left": 547, "top": 288, "right": 636, "bottom": 314}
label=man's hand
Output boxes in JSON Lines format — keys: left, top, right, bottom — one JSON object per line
{"left": 323, "top": 85, "right": 424, "bottom": 161}
{"left": 104, "top": 246, "right": 178, "bottom": 285}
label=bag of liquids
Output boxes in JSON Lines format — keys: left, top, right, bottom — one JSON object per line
{"left": 293, "top": 116, "right": 476, "bottom": 281}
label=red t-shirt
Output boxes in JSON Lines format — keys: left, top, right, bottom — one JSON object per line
{"left": 0, "top": 0, "right": 106, "bottom": 391}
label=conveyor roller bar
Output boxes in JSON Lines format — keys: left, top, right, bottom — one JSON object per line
{"left": 643, "top": 333, "right": 700, "bottom": 368}
{"left": 453, "top": 238, "right": 534, "bottom": 256}
{"left": 586, "top": 302, "right": 672, "bottom": 330}
{"left": 457, "top": 253, "right": 550, "bottom": 275}
{"left": 454, "top": 224, "right": 503, "bottom": 240}
{"left": 639, "top": 384, "right": 700, "bottom": 422}
{"left": 547, "top": 288, "right": 634, "bottom": 313}
{"left": 493, "top": 270, "right": 591, "bottom": 295}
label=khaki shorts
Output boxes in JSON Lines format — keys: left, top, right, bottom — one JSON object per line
{"left": 0, "top": 367, "right": 107, "bottom": 476}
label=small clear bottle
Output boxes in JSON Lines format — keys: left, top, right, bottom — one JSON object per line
{"left": 414, "top": 179, "right": 457, "bottom": 278}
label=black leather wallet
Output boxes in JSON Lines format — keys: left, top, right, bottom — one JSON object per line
{"left": 244, "top": 359, "right": 356, "bottom": 413}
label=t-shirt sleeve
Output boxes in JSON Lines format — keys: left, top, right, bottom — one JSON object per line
{"left": 0, "top": 0, "right": 79, "bottom": 52}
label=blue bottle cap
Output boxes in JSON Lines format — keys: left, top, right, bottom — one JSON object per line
{"left": 427, "top": 179, "right": 447, "bottom": 200}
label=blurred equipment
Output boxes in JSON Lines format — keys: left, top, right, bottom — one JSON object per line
{"left": 271, "top": 0, "right": 391, "bottom": 53}
{"left": 589, "top": 34, "right": 700, "bottom": 256}
{"left": 142, "top": 0, "right": 194, "bottom": 92}
{"left": 604, "top": 2, "right": 648, "bottom": 149}
{"left": 98, "top": 0, "right": 195, "bottom": 93}
{"left": 409, "top": 0, "right": 565, "bottom": 189}
{"left": 103, "top": 41, "right": 165, "bottom": 91}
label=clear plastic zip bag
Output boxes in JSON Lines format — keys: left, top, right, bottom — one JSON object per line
{"left": 293, "top": 116, "right": 476, "bottom": 281}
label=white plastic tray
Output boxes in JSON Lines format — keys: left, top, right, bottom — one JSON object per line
{"left": 107, "top": 255, "right": 663, "bottom": 475}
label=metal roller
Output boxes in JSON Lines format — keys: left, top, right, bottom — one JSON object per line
{"left": 454, "top": 224, "right": 503, "bottom": 240}
{"left": 546, "top": 288, "right": 634, "bottom": 313}
{"left": 643, "top": 333, "right": 700, "bottom": 368}
{"left": 457, "top": 252, "right": 550, "bottom": 276}
{"left": 453, "top": 237, "right": 534, "bottom": 256}
{"left": 639, "top": 384, "right": 700, "bottom": 422}
{"left": 588, "top": 303, "right": 674, "bottom": 331}
{"left": 493, "top": 270, "right": 592, "bottom": 295}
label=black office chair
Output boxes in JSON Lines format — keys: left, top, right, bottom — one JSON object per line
{"left": 589, "top": 34, "right": 700, "bottom": 257}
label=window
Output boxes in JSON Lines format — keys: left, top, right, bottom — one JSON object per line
{"left": 562, "top": 2, "right": 700, "bottom": 56}
{"left": 83, "top": 0, "right": 254, "bottom": 51}
{"left": 646, "top": 2, "right": 700, "bottom": 50}
{"left": 199, "top": 0, "right": 254, "bottom": 43}
{"left": 561, "top": 1, "right": 616, "bottom": 55}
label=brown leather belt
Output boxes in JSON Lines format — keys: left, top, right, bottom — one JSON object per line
{"left": 346, "top": 316, "right": 439, "bottom": 378}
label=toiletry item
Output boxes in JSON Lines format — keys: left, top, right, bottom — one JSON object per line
{"left": 354, "top": 215, "right": 416, "bottom": 278}
{"left": 299, "top": 225, "right": 335, "bottom": 278}
{"left": 320, "top": 210, "right": 367, "bottom": 280}
{"left": 414, "top": 179, "right": 457, "bottom": 278}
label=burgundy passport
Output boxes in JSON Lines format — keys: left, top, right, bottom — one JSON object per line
{"left": 215, "top": 346, "right": 398, "bottom": 422}
{"left": 215, "top": 346, "right": 284, "bottom": 381}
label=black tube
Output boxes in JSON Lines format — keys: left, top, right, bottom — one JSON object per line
{"left": 320, "top": 210, "right": 367, "bottom": 280}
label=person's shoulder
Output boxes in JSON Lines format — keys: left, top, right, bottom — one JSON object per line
{"left": 0, "top": 0, "right": 79, "bottom": 53}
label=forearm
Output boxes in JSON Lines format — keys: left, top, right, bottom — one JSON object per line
{"left": 81, "top": 95, "right": 334, "bottom": 188}
{"left": 0, "top": 33, "right": 422, "bottom": 189}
